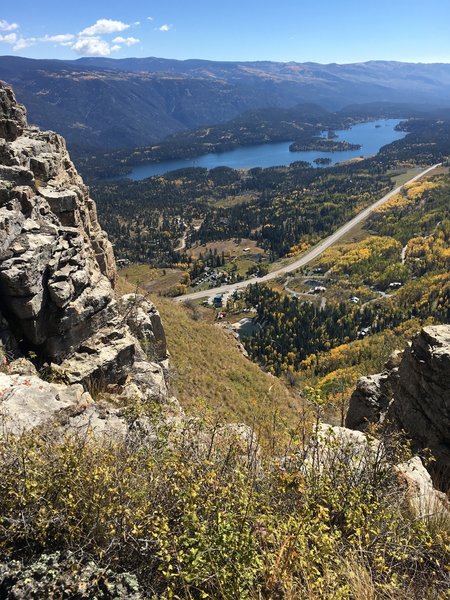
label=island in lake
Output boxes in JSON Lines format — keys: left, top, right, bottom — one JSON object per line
{"left": 289, "top": 139, "right": 362, "bottom": 152}
{"left": 313, "top": 157, "right": 332, "bottom": 165}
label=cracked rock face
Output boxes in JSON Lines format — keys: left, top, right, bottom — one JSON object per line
{"left": 118, "top": 294, "right": 168, "bottom": 361}
{"left": 346, "top": 325, "right": 450, "bottom": 486}
{"left": 0, "top": 85, "right": 26, "bottom": 141}
{"left": 0, "top": 82, "right": 171, "bottom": 400}
{"left": 388, "top": 326, "right": 450, "bottom": 483}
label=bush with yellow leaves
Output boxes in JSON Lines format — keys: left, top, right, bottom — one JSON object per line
{"left": 0, "top": 413, "right": 448, "bottom": 599}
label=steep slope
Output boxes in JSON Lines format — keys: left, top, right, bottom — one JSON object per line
{"left": 149, "top": 295, "right": 301, "bottom": 431}
{"left": 2, "top": 56, "right": 450, "bottom": 152}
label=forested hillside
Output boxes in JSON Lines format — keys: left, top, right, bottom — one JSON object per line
{"left": 92, "top": 116, "right": 450, "bottom": 270}
{"left": 241, "top": 174, "right": 450, "bottom": 417}
{"left": 2, "top": 55, "right": 450, "bottom": 154}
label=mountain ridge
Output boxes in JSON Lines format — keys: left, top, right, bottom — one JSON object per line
{"left": 2, "top": 55, "right": 450, "bottom": 153}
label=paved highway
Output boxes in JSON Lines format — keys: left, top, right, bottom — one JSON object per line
{"left": 175, "top": 163, "right": 441, "bottom": 303}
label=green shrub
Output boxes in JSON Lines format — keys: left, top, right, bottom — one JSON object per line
{"left": 0, "top": 420, "right": 448, "bottom": 599}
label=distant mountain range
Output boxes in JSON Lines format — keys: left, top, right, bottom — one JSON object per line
{"left": 1, "top": 55, "right": 450, "bottom": 154}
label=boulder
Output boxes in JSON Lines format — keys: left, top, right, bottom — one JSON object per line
{"left": 388, "top": 326, "right": 450, "bottom": 484}
{"left": 306, "top": 423, "right": 380, "bottom": 473}
{"left": 395, "top": 456, "right": 450, "bottom": 519}
{"left": 345, "top": 369, "right": 397, "bottom": 430}
{"left": 309, "top": 425, "right": 449, "bottom": 520}
{"left": 0, "top": 372, "right": 92, "bottom": 435}
{"left": 345, "top": 325, "right": 450, "bottom": 488}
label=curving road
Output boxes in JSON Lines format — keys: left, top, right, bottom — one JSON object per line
{"left": 175, "top": 163, "right": 441, "bottom": 303}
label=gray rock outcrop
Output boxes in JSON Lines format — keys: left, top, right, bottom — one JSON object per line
{"left": 389, "top": 326, "right": 450, "bottom": 481}
{"left": 0, "top": 85, "right": 26, "bottom": 141}
{"left": 346, "top": 325, "right": 450, "bottom": 486}
{"left": 345, "top": 352, "right": 402, "bottom": 431}
{"left": 0, "top": 82, "right": 174, "bottom": 421}
{"left": 118, "top": 293, "right": 167, "bottom": 360}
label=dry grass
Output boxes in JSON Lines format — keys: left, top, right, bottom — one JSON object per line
{"left": 188, "top": 238, "right": 265, "bottom": 259}
{"left": 115, "top": 274, "right": 136, "bottom": 297}
{"left": 118, "top": 264, "right": 185, "bottom": 295}
{"left": 116, "top": 275, "right": 302, "bottom": 436}
{"left": 151, "top": 294, "right": 302, "bottom": 435}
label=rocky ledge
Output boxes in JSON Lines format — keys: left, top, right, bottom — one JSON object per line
{"left": 0, "top": 82, "right": 177, "bottom": 433}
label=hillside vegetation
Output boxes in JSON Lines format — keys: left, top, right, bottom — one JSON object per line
{"left": 0, "top": 410, "right": 448, "bottom": 599}
{"left": 240, "top": 173, "right": 450, "bottom": 418}
{"left": 117, "top": 276, "right": 300, "bottom": 435}
{"left": 154, "top": 296, "right": 302, "bottom": 429}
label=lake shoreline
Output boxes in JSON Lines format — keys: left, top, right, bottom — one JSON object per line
{"left": 105, "top": 119, "right": 407, "bottom": 182}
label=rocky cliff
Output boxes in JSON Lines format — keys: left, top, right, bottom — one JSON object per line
{"left": 0, "top": 81, "right": 174, "bottom": 433}
{"left": 346, "top": 325, "right": 450, "bottom": 486}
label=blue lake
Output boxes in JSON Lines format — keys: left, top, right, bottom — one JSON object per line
{"left": 115, "top": 119, "right": 406, "bottom": 181}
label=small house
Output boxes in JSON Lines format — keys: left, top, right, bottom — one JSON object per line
{"left": 213, "top": 294, "right": 223, "bottom": 308}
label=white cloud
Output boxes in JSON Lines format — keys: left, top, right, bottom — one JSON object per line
{"left": 0, "top": 32, "right": 17, "bottom": 44}
{"left": 0, "top": 19, "right": 18, "bottom": 32}
{"left": 79, "top": 19, "right": 129, "bottom": 37}
{"left": 112, "top": 36, "right": 139, "bottom": 46}
{"left": 41, "top": 33, "right": 75, "bottom": 43}
{"left": 13, "top": 37, "right": 36, "bottom": 51}
{"left": 0, "top": 31, "right": 37, "bottom": 50}
{"left": 71, "top": 37, "right": 113, "bottom": 56}
{"left": 0, "top": 31, "right": 76, "bottom": 50}
{"left": 147, "top": 16, "right": 154, "bottom": 21}
{"left": 159, "top": 24, "right": 172, "bottom": 32}
{"left": 0, "top": 17, "right": 143, "bottom": 56}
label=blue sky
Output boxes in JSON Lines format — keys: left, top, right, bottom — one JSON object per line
{"left": 1, "top": 0, "right": 450, "bottom": 63}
